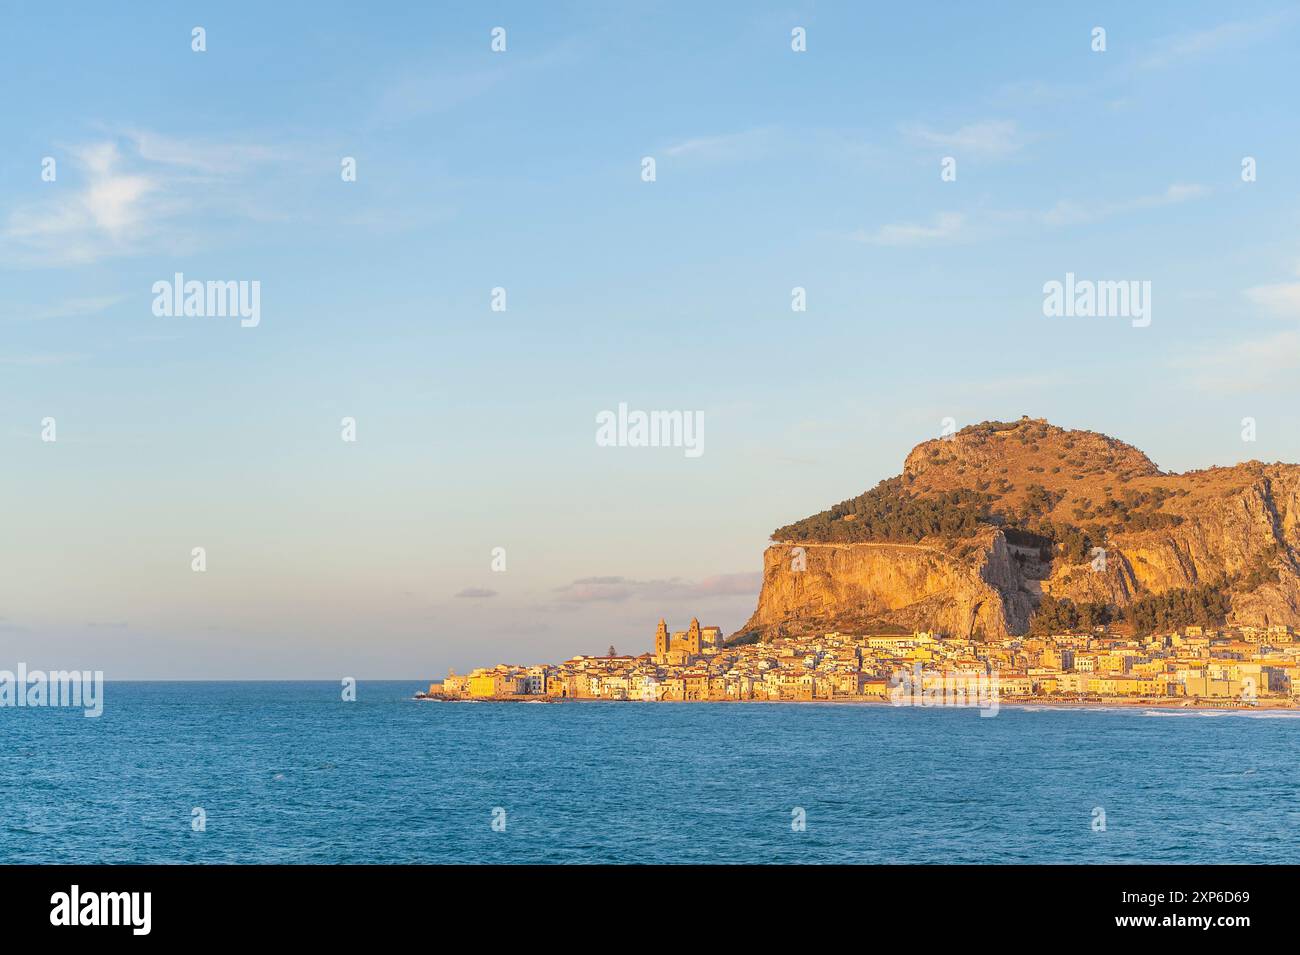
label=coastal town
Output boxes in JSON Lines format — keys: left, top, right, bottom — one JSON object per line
{"left": 425, "top": 617, "right": 1300, "bottom": 708}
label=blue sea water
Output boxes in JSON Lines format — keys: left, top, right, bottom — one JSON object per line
{"left": 2, "top": 681, "right": 1297, "bottom": 864}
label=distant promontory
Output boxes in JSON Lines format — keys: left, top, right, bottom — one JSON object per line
{"left": 736, "top": 417, "right": 1300, "bottom": 642}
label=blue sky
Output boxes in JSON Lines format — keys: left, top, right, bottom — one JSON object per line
{"left": 3, "top": 2, "right": 1299, "bottom": 678}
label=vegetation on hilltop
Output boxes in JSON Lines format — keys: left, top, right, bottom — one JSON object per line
{"left": 773, "top": 474, "right": 1185, "bottom": 557}
{"left": 963, "top": 418, "right": 1031, "bottom": 435}
{"left": 771, "top": 477, "right": 994, "bottom": 544}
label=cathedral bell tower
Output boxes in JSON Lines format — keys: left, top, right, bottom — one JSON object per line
{"left": 655, "top": 619, "right": 670, "bottom": 662}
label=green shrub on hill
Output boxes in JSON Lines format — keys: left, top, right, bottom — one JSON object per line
{"left": 771, "top": 477, "right": 994, "bottom": 543}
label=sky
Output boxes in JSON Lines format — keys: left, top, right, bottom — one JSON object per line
{"left": 2, "top": 2, "right": 1299, "bottom": 678}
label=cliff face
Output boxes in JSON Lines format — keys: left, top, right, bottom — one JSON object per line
{"left": 746, "top": 533, "right": 1034, "bottom": 640}
{"left": 739, "top": 418, "right": 1300, "bottom": 640}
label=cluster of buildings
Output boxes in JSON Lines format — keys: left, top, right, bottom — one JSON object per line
{"left": 429, "top": 619, "right": 1300, "bottom": 707}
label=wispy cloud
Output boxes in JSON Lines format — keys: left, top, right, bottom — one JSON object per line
{"left": 552, "top": 573, "right": 760, "bottom": 604}
{"left": 372, "top": 41, "right": 579, "bottom": 127}
{"left": 990, "top": 15, "right": 1294, "bottom": 112}
{"left": 4, "top": 142, "right": 162, "bottom": 266}
{"left": 1177, "top": 329, "right": 1300, "bottom": 392}
{"left": 1244, "top": 281, "right": 1300, "bottom": 318}
{"left": 375, "top": 68, "right": 505, "bottom": 125}
{"left": 454, "top": 587, "right": 499, "bottom": 599}
{"left": 1138, "top": 15, "right": 1292, "bottom": 71}
{"left": 902, "top": 120, "right": 1029, "bottom": 159}
{"left": 0, "top": 352, "right": 88, "bottom": 366}
{"left": 1175, "top": 274, "right": 1300, "bottom": 391}
{"left": 122, "top": 130, "right": 289, "bottom": 175}
{"left": 849, "top": 212, "right": 965, "bottom": 247}
{"left": 851, "top": 183, "right": 1207, "bottom": 248}
{"left": 663, "top": 128, "right": 773, "bottom": 161}
{"left": 2, "top": 132, "right": 290, "bottom": 268}
{"left": 1041, "top": 183, "right": 1208, "bottom": 226}
{"left": 3, "top": 294, "right": 124, "bottom": 322}
{"left": 990, "top": 78, "right": 1090, "bottom": 110}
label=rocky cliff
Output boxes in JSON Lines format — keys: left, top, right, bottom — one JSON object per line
{"left": 737, "top": 417, "right": 1300, "bottom": 640}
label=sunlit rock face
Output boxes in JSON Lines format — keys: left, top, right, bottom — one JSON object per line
{"left": 738, "top": 418, "right": 1300, "bottom": 641}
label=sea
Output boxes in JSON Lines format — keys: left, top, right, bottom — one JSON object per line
{"left": 2, "top": 681, "right": 1297, "bottom": 864}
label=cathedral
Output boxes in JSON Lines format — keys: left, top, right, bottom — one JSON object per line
{"left": 654, "top": 617, "right": 723, "bottom": 665}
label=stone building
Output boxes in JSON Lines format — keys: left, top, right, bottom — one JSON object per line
{"left": 654, "top": 617, "right": 723, "bottom": 665}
